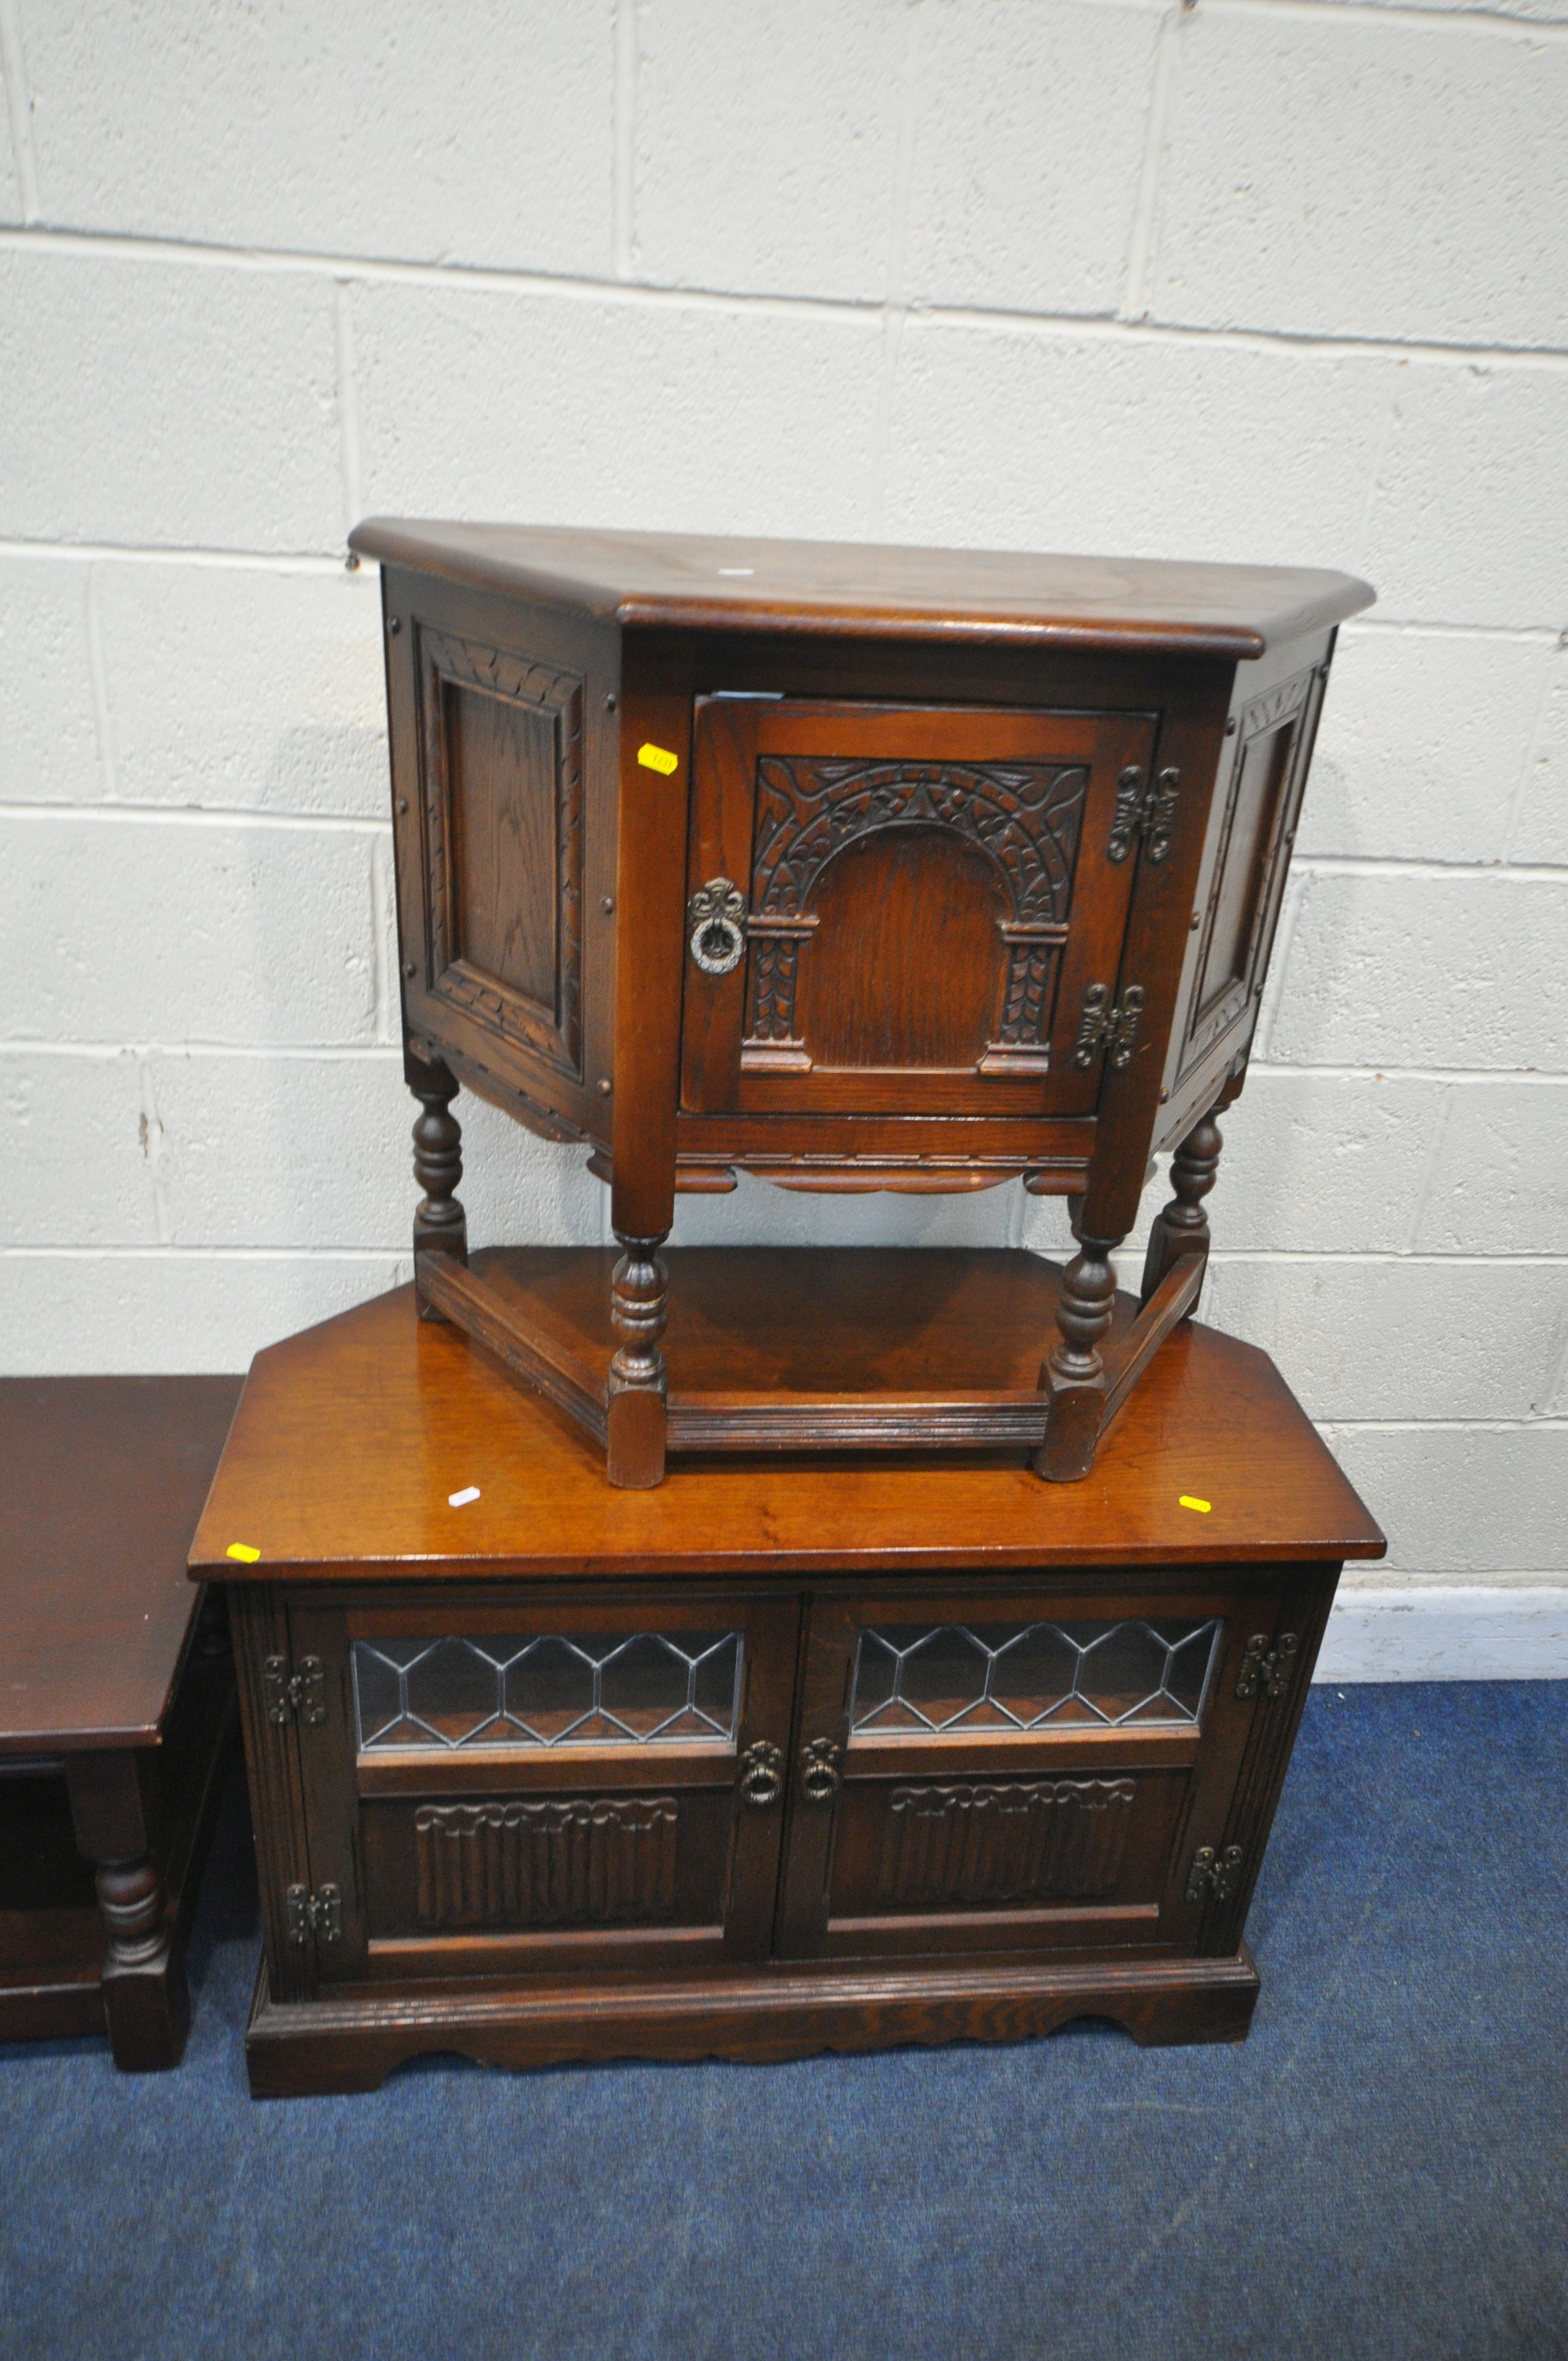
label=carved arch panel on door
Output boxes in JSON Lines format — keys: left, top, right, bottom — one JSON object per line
{"left": 743, "top": 755, "right": 1090, "bottom": 1076}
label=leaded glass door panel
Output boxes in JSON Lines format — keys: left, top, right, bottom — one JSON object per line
{"left": 679, "top": 699, "right": 1156, "bottom": 1122}
{"left": 773, "top": 1578, "right": 1286, "bottom": 1962}
{"left": 286, "top": 1590, "right": 799, "bottom": 1986}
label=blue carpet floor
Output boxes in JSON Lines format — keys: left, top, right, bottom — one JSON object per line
{"left": 2, "top": 1681, "right": 1564, "bottom": 2361}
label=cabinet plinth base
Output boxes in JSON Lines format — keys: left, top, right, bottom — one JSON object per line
{"left": 244, "top": 1946, "right": 1260, "bottom": 2099}
{"left": 416, "top": 1244, "right": 1207, "bottom": 1475}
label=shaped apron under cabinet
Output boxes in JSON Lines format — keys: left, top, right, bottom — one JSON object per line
{"left": 347, "top": 521, "right": 1374, "bottom": 1489}
{"left": 190, "top": 1280, "right": 1385, "bottom": 2099}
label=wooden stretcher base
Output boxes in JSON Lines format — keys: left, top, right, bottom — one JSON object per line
{"left": 415, "top": 1243, "right": 1207, "bottom": 1484}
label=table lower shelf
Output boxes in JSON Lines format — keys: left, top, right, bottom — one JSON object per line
{"left": 420, "top": 1243, "right": 1206, "bottom": 1465}
{"left": 0, "top": 1943, "right": 107, "bottom": 2047}
{"left": 244, "top": 1943, "right": 1260, "bottom": 2098}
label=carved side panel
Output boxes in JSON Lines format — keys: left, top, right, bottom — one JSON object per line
{"left": 1179, "top": 666, "right": 1316, "bottom": 1079}
{"left": 413, "top": 1796, "right": 679, "bottom": 1928}
{"left": 875, "top": 1777, "right": 1135, "bottom": 1908}
{"left": 743, "top": 759, "right": 1087, "bottom": 1068}
{"left": 417, "top": 628, "right": 584, "bottom": 1082}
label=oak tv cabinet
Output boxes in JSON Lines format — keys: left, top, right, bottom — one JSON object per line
{"left": 190, "top": 1273, "right": 1385, "bottom": 2101}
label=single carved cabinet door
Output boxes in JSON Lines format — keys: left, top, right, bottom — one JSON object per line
{"left": 284, "top": 1593, "right": 800, "bottom": 1985}
{"left": 773, "top": 1580, "right": 1284, "bottom": 1962}
{"left": 680, "top": 699, "right": 1158, "bottom": 1120}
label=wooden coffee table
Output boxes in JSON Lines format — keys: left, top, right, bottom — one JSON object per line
{"left": 0, "top": 1378, "right": 241, "bottom": 2071}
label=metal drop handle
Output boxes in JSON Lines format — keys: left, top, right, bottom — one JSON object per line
{"left": 799, "top": 1738, "right": 842, "bottom": 1804}
{"left": 738, "top": 1740, "right": 784, "bottom": 1809}
{"left": 687, "top": 877, "right": 747, "bottom": 976}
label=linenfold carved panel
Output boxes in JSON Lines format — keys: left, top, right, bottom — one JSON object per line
{"left": 417, "top": 628, "right": 585, "bottom": 1082}
{"left": 413, "top": 1796, "right": 678, "bottom": 1928}
{"left": 744, "top": 758, "right": 1087, "bottom": 1061}
{"left": 875, "top": 1777, "right": 1135, "bottom": 1908}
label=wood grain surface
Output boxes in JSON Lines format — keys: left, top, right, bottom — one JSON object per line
{"left": 190, "top": 1269, "right": 1384, "bottom": 1579}
{"left": 349, "top": 520, "right": 1373, "bottom": 657}
{"left": 1, "top": 1377, "right": 241, "bottom": 1750}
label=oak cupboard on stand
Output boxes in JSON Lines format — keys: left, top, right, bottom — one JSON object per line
{"left": 190, "top": 1280, "right": 1385, "bottom": 2101}
{"left": 349, "top": 520, "right": 1373, "bottom": 1488}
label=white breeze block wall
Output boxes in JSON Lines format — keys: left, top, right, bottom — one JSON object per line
{"left": 2, "top": 0, "right": 1565, "bottom": 1667}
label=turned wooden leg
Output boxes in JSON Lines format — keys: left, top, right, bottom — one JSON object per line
{"left": 410, "top": 1056, "right": 467, "bottom": 1321}
{"left": 67, "top": 1751, "right": 188, "bottom": 2072}
{"left": 1036, "top": 1207, "right": 1124, "bottom": 1485}
{"left": 95, "top": 1851, "right": 188, "bottom": 2072}
{"left": 606, "top": 1233, "right": 669, "bottom": 1489}
{"left": 1141, "top": 1109, "right": 1222, "bottom": 1313}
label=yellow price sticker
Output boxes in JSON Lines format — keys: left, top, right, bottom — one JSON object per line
{"left": 1178, "top": 1496, "right": 1212, "bottom": 1515}
{"left": 637, "top": 742, "right": 679, "bottom": 775}
{"left": 226, "top": 1542, "right": 262, "bottom": 1563}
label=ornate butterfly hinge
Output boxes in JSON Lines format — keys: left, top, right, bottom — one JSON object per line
{"left": 1234, "top": 1631, "right": 1300, "bottom": 1702}
{"left": 1108, "top": 765, "right": 1180, "bottom": 864}
{"left": 1071, "top": 983, "right": 1145, "bottom": 1071}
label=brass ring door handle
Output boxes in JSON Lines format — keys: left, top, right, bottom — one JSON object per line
{"left": 799, "top": 1738, "right": 841, "bottom": 1804}
{"left": 738, "top": 1740, "right": 784, "bottom": 1808}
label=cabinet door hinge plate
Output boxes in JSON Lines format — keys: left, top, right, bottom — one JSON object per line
{"left": 263, "top": 1653, "right": 326, "bottom": 1727}
{"left": 1185, "top": 1843, "right": 1245, "bottom": 1906}
{"left": 1072, "top": 982, "right": 1145, "bottom": 1071}
{"left": 1235, "top": 1631, "right": 1299, "bottom": 1702}
{"left": 285, "top": 1883, "right": 342, "bottom": 1945}
{"left": 1108, "top": 765, "right": 1180, "bottom": 865}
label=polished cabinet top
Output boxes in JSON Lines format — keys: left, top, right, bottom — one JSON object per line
{"left": 347, "top": 518, "right": 1374, "bottom": 659}
{"left": 190, "top": 1263, "right": 1385, "bottom": 1581}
